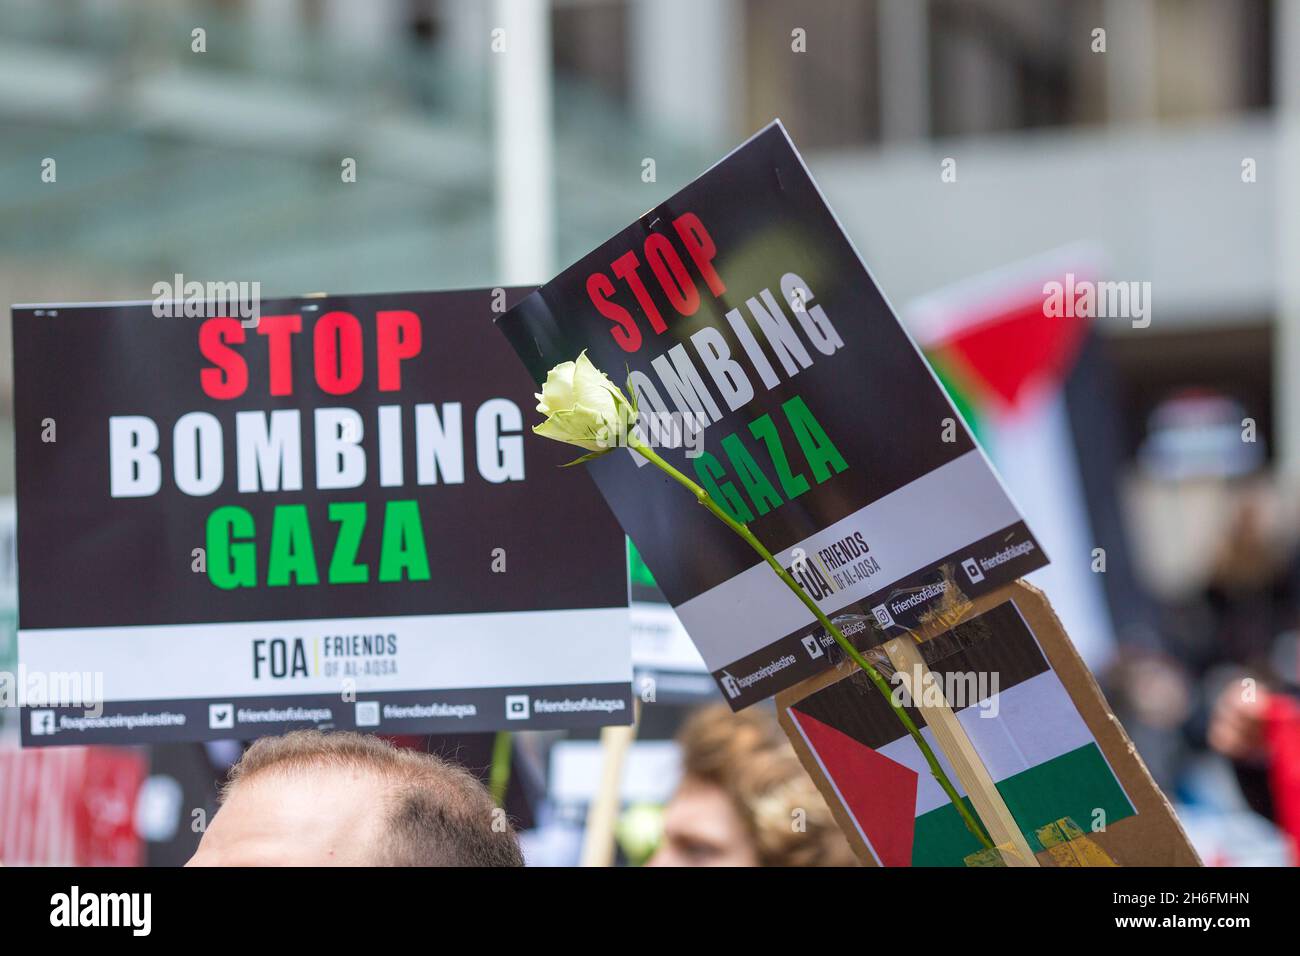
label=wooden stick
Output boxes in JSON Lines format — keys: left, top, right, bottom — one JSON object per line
{"left": 579, "top": 710, "right": 639, "bottom": 867}
{"left": 883, "top": 636, "right": 1039, "bottom": 867}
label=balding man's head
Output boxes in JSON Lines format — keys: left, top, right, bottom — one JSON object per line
{"left": 187, "top": 731, "right": 523, "bottom": 867}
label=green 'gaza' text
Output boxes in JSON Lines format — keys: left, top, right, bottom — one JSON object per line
{"left": 206, "top": 499, "right": 430, "bottom": 588}
{"left": 692, "top": 395, "right": 847, "bottom": 523}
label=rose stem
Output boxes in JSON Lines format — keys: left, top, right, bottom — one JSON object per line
{"left": 627, "top": 434, "right": 993, "bottom": 850}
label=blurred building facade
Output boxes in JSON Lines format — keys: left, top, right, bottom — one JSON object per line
{"left": 0, "top": 0, "right": 1293, "bottom": 547}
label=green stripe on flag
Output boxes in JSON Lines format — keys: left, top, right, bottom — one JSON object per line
{"left": 911, "top": 743, "right": 1134, "bottom": 866}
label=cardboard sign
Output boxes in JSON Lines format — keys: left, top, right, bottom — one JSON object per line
{"left": 14, "top": 290, "right": 632, "bottom": 745}
{"left": 497, "top": 122, "right": 1047, "bottom": 706}
{"left": 778, "top": 581, "right": 1200, "bottom": 867}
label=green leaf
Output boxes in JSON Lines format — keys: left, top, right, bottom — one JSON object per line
{"left": 625, "top": 367, "right": 640, "bottom": 415}
{"left": 559, "top": 449, "right": 611, "bottom": 468}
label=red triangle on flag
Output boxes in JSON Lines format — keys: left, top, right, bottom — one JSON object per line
{"left": 791, "top": 709, "right": 919, "bottom": 867}
{"left": 933, "top": 298, "right": 1086, "bottom": 415}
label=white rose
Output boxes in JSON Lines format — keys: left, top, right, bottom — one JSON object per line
{"left": 533, "top": 351, "right": 637, "bottom": 456}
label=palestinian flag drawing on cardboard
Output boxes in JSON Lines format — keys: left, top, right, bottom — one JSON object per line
{"left": 778, "top": 581, "right": 1200, "bottom": 866}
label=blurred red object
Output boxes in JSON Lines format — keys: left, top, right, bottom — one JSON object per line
{"left": 0, "top": 746, "right": 145, "bottom": 866}
{"left": 1266, "top": 695, "right": 1300, "bottom": 866}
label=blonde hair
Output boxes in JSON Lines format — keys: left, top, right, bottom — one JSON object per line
{"left": 225, "top": 730, "right": 523, "bottom": 867}
{"left": 678, "top": 705, "right": 857, "bottom": 866}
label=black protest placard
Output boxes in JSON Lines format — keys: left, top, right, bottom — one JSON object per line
{"left": 496, "top": 123, "right": 1047, "bottom": 706}
{"left": 14, "top": 289, "right": 632, "bottom": 745}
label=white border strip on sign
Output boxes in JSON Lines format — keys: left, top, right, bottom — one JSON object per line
{"left": 18, "top": 606, "right": 631, "bottom": 701}
{"left": 675, "top": 450, "right": 1023, "bottom": 669}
